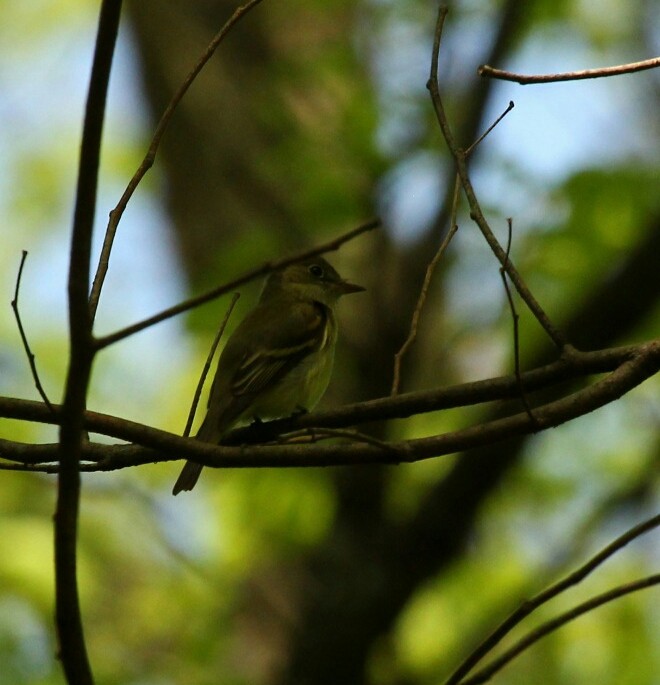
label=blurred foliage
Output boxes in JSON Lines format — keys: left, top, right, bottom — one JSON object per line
{"left": 0, "top": 0, "right": 659, "bottom": 684}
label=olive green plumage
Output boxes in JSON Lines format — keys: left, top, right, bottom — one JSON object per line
{"left": 172, "top": 257, "right": 364, "bottom": 495}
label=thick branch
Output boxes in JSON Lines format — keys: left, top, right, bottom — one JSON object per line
{"left": 55, "top": 2, "right": 122, "bottom": 684}
{"left": 0, "top": 343, "right": 649, "bottom": 444}
{"left": 2, "top": 341, "right": 657, "bottom": 471}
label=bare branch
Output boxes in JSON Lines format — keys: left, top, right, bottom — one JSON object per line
{"left": 88, "top": 0, "right": 267, "bottom": 319}
{"left": 94, "top": 219, "right": 380, "bottom": 350}
{"left": 0, "top": 343, "right": 643, "bottom": 446}
{"left": 465, "top": 100, "right": 515, "bottom": 156}
{"left": 55, "top": 2, "right": 122, "bottom": 683}
{"left": 426, "top": 5, "right": 568, "bottom": 351}
{"left": 183, "top": 292, "right": 240, "bottom": 438}
{"left": 446, "top": 513, "right": 660, "bottom": 684}
{"left": 499, "top": 219, "right": 537, "bottom": 425}
{"left": 391, "top": 202, "right": 458, "bottom": 395}
{"left": 1, "top": 341, "right": 656, "bottom": 471}
{"left": 391, "top": 98, "right": 515, "bottom": 395}
{"left": 460, "top": 574, "right": 660, "bottom": 684}
{"left": 11, "top": 250, "right": 54, "bottom": 413}
{"left": 479, "top": 56, "right": 660, "bottom": 84}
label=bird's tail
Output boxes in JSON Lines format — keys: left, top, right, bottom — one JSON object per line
{"left": 172, "top": 460, "right": 203, "bottom": 495}
{"left": 172, "top": 409, "right": 225, "bottom": 495}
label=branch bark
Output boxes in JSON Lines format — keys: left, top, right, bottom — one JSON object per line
{"left": 1, "top": 340, "right": 657, "bottom": 471}
{"left": 55, "top": 2, "right": 122, "bottom": 683}
{"left": 479, "top": 56, "right": 660, "bottom": 84}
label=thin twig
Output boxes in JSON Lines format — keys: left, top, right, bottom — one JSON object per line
{"left": 95, "top": 219, "right": 380, "bottom": 350}
{"left": 183, "top": 293, "right": 240, "bottom": 438}
{"left": 391, "top": 194, "right": 458, "bottom": 394}
{"left": 459, "top": 574, "right": 660, "bottom": 685}
{"left": 429, "top": 6, "right": 449, "bottom": 89}
{"left": 445, "top": 512, "right": 660, "bottom": 684}
{"left": 391, "top": 98, "right": 515, "bottom": 395}
{"left": 499, "top": 218, "right": 537, "bottom": 425}
{"left": 479, "top": 56, "right": 660, "bottom": 84}
{"left": 465, "top": 100, "right": 514, "bottom": 155}
{"left": 427, "top": 5, "right": 567, "bottom": 351}
{"left": 88, "top": 0, "right": 266, "bottom": 319}
{"left": 278, "top": 426, "right": 403, "bottom": 455}
{"left": 11, "top": 251, "right": 54, "bottom": 413}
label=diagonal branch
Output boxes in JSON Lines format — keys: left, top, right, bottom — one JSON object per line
{"left": 460, "top": 574, "right": 660, "bottom": 685}
{"left": 94, "top": 219, "right": 379, "bottom": 349}
{"left": 183, "top": 292, "right": 240, "bottom": 438}
{"left": 391, "top": 99, "right": 515, "bottom": 395}
{"left": 446, "top": 513, "right": 660, "bottom": 684}
{"left": 426, "top": 6, "right": 567, "bottom": 350}
{"left": 88, "top": 0, "right": 266, "bottom": 319}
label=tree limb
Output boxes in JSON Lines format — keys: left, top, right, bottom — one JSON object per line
{"left": 1, "top": 340, "right": 657, "bottom": 471}
{"left": 55, "top": 2, "right": 123, "bottom": 684}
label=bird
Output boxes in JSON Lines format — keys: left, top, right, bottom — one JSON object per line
{"left": 172, "top": 256, "right": 364, "bottom": 495}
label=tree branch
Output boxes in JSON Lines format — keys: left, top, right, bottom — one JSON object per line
{"left": 1, "top": 341, "right": 657, "bottom": 471}
{"left": 55, "top": 2, "right": 122, "bottom": 683}
{"left": 88, "top": 0, "right": 267, "bottom": 319}
{"left": 426, "top": 6, "right": 567, "bottom": 350}
{"left": 183, "top": 292, "right": 239, "bottom": 437}
{"left": 94, "top": 218, "right": 379, "bottom": 349}
{"left": 391, "top": 98, "right": 514, "bottom": 395}
{"left": 11, "top": 250, "right": 54, "bottom": 412}
{"left": 479, "top": 56, "right": 660, "bottom": 84}
{"left": 460, "top": 574, "right": 660, "bottom": 685}
{"left": 446, "top": 513, "right": 660, "bottom": 684}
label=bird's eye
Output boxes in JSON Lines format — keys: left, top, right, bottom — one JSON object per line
{"left": 308, "top": 264, "right": 324, "bottom": 278}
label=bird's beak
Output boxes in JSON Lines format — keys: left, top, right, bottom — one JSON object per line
{"left": 338, "top": 280, "right": 366, "bottom": 295}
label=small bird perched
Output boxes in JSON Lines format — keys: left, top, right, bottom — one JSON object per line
{"left": 172, "top": 256, "right": 364, "bottom": 495}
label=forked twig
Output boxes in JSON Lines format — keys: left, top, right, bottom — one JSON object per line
{"left": 427, "top": 5, "right": 568, "bottom": 351}
{"left": 479, "top": 56, "right": 660, "bottom": 84}
{"left": 391, "top": 99, "right": 514, "bottom": 395}
{"left": 11, "top": 251, "right": 54, "bottom": 413}
{"left": 88, "top": 0, "right": 266, "bottom": 319}
{"left": 183, "top": 293, "right": 240, "bottom": 438}
{"left": 445, "top": 513, "right": 660, "bottom": 684}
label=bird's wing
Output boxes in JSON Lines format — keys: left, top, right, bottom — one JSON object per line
{"left": 230, "top": 301, "right": 328, "bottom": 397}
{"left": 196, "top": 299, "right": 330, "bottom": 443}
